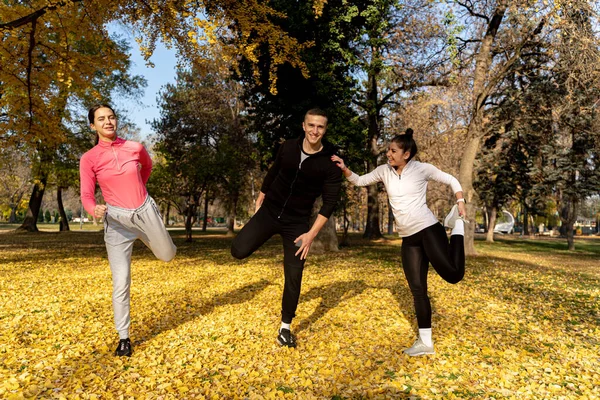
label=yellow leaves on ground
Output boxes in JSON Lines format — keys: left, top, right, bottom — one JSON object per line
{"left": 0, "top": 231, "right": 599, "bottom": 399}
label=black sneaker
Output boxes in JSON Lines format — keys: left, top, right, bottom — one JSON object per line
{"left": 277, "top": 328, "right": 297, "bottom": 348}
{"left": 115, "top": 338, "right": 132, "bottom": 357}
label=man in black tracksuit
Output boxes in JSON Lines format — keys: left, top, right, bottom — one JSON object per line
{"left": 231, "top": 108, "right": 342, "bottom": 348}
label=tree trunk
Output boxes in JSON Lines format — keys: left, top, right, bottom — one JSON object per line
{"left": 18, "top": 173, "right": 48, "bottom": 232}
{"left": 459, "top": 2, "right": 508, "bottom": 255}
{"left": 185, "top": 196, "right": 195, "bottom": 242}
{"left": 486, "top": 205, "right": 497, "bottom": 243}
{"left": 364, "top": 182, "right": 382, "bottom": 239}
{"left": 226, "top": 192, "right": 238, "bottom": 237}
{"left": 363, "top": 57, "right": 383, "bottom": 240}
{"left": 164, "top": 203, "right": 170, "bottom": 226}
{"left": 202, "top": 194, "right": 209, "bottom": 232}
{"left": 458, "top": 135, "right": 481, "bottom": 255}
{"left": 523, "top": 206, "right": 529, "bottom": 236}
{"left": 339, "top": 202, "right": 350, "bottom": 247}
{"left": 387, "top": 200, "right": 394, "bottom": 235}
{"left": 9, "top": 205, "right": 18, "bottom": 223}
{"left": 560, "top": 197, "right": 577, "bottom": 251}
{"left": 57, "top": 186, "right": 70, "bottom": 231}
{"left": 309, "top": 197, "right": 338, "bottom": 254}
{"left": 529, "top": 214, "right": 536, "bottom": 239}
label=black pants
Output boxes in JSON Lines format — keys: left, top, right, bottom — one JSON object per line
{"left": 401, "top": 223, "right": 465, "bottom": 329}
{"left": 230, "top": 204, "right": 308, "bottom": 324}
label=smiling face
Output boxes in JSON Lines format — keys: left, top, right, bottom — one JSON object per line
{"left": 386, "top": 141, "right": 410, "bottom": 170}
{"left": 90, "top": 107, "right": 117, "bottom": 142}
{"left": 302, "top": 114, "right": 328, "bottom": 147}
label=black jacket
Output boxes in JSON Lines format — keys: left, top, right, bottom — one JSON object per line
{"left": 260, "top": 136, "right": 343, "bottom": 220}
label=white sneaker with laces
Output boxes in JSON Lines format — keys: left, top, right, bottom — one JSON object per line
{"left": 444, "top": 204, "right": 468, "bottom": 229}
{"left": 402, "top": 337, "right": 435, "bottom": 357}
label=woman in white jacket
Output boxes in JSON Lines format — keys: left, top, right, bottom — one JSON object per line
{"left": 331, "top": 129, "right": 466, "bottom": 356}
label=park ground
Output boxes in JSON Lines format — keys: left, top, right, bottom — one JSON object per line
{"left": 0, "top": 229, "right": 599, "bottom": 399}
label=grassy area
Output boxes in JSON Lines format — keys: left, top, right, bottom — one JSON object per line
{"left": 0, "top": 231, "right": 598, "bottom": 399}
{"left": 0, "top": 223, "right": 103, "bottom": 232}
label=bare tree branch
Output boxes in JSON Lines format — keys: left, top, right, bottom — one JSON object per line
{"left": 456, "top": 37, "right": 482, "bottom": 45}
{"left": 455, "top": 0, "right": 490, "bottom": 23}
{"left": 481, "top": 18, "right": 547, "bottom": 105}
{"left": 0, "top": 0, "right": 83, "bottom": 31}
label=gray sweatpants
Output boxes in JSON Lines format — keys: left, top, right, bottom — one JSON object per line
{"left": 104, "top": 196, "right": 176, "bottom": 339}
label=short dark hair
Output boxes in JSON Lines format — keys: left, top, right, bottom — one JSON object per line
{"left": 304, "top": 108, "right": 328, "bottom": 122}
{"left": 391, "top": 128, "right": 417, "bottom": 162}
{"left": 88, "top": 104, "right": 115, "bottom": 124}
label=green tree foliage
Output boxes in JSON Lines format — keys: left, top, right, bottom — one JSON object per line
{"left": 541, "top": 5, "right": 600, "bottom": 250}
{"left": 151, "top": 65, "right": 253, "bottom": 240}
{"left": 233, "top": 0, "right": 447, "bottom": 239}
{"left": 475, "top": 1, "right": 600, "bottom": 249}
{"left": 234, "top": 0, "right": 364, "bottom": 165}
{"left": 344, "top": 0, "right": 450, "bottom": 239}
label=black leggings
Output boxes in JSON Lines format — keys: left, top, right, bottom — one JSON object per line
{"left": 401, "top": 223, "right": 465, "bottom": 329}
{"left": 230, "top": 204, "right": 308, "bottom": 324}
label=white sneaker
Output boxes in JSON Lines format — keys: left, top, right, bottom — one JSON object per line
{"left": 444, "top": 204, "right": 468, "bottom": 229}
{"left": 402, "top": 337, "right": 435, "bottom": 357}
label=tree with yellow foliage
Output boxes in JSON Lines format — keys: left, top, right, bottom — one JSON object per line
{"left": 2, "top": 1, "right": 145, "bottom": 231}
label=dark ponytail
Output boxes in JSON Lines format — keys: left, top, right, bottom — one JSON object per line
{"left": 391, "top": 128, "right": 418, "bottom": 161}
{"left": 88, "top": 104, "right": 115, "bottom": 145}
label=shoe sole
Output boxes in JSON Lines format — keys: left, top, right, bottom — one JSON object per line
{"left": 403, "top": 350, "right": 434, "bottom": 356}
{"left": 276, "top": 338, "right": 296, "bottom": 348}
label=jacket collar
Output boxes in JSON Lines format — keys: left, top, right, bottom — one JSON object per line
{"left": 296, "top": 135, "right": 335, "bottom": 157}
{"left": 97, "top": 137, "right": 125, "bottom": 148}
{"left": 388, "top": 159, "right": 415, "bottom": 176}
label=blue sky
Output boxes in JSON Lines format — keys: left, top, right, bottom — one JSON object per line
{"left": 109, "top": 25, "right": 178, "bottom": 139}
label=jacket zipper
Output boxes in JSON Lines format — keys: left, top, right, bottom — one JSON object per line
{"left": 111, "top": 146, "right": 120, "bottom": 170}
{"left": 278, "top": 161, "right": 302, "bottom": 219}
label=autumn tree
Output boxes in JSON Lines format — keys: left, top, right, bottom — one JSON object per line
{"left": 152, "top": 71, "right": 217, "bottom": 242}
{"left": 230, "top": 0, "right": 367, "bottom": 250}
{"left": 342, "top": 0, "right": 452, "bottom": 239}
{"left": 2, "top": 0, "right": 317, "bottom": 232}
{"left": 2, "top": 0, "right": 146, "bottom": 231}
{"left": 475, "top": 43, "right": 555, "bottom": 241}
{"left": 0, "top": 145, "right": 31, "bottom": 223}
{"left": 542, "top": 4, "right": 600, "bottom": 250}
{"left": 151, "top": 61, "right": 253, "bottom": 240}
{"left": 449, "top": 0, "right": 562, "bottom": 254}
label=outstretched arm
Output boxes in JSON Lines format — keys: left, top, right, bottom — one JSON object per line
{"left": 331, "top": 155, "right": 383, "bottom": 186}
{"left": 331, "top": 155, "right": 353, "bottom": 178}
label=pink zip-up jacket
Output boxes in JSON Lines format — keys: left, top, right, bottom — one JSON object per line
{"left": 79, "top": 137, "right": 152, "bottom": 215}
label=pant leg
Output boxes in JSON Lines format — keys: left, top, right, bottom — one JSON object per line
{"left": 104, "top": 213, "right": 138, "bottom": 339}
{"left": 422, "top": 223, "right": 465, "bottom": 284}
{"left": 401, "top": 235, "right": 432, "bottom": 329}
{"left": 230, "top": 205, "right": 280, "bottom": 260}
{"left": 280, "top": 220, "right": 309, "bottom": 324}
{"left": 136, "top": 197, "right": 177, "bottom": 262}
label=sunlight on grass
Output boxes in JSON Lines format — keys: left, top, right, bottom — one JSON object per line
{"left": 1, "top": 232, "right": 599, "bottom": 399}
